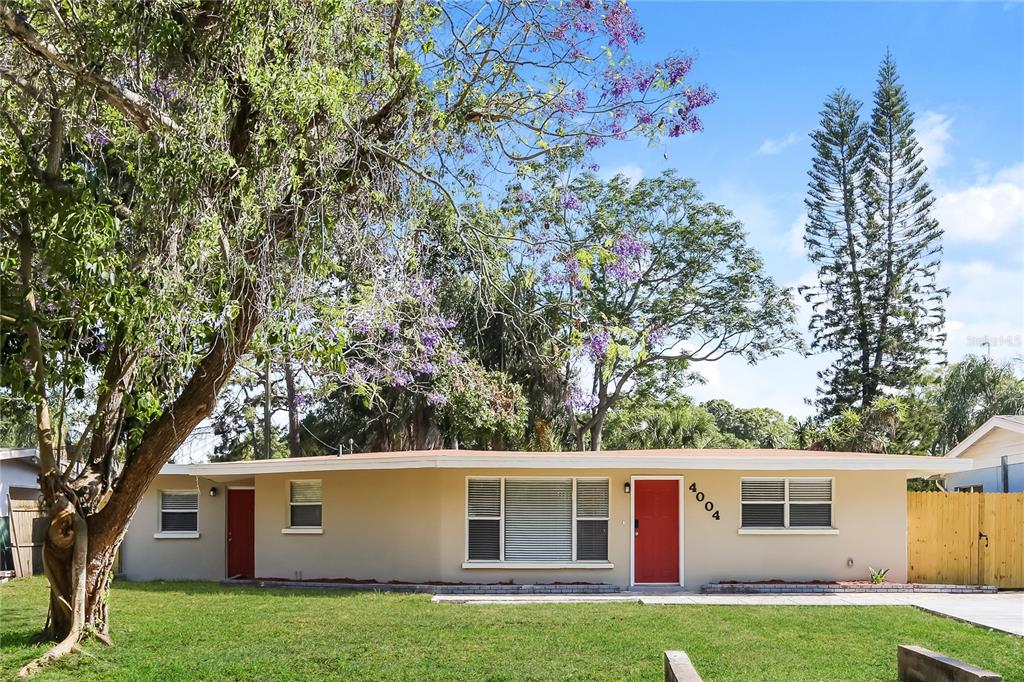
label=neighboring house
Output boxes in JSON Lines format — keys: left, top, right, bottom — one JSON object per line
{"left": 0, "top": 448, "right": 41, "bottom": 572}
{"left": 943, "top": 415, "right": 1024, "bottom": 493}
{"left": 120, "top": 448, "right": 968, "bottom": 589}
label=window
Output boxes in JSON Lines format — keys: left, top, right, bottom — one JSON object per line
{"left": 159, "top": 491, "right": 198, "bottom": 534}
{"left": 466, "top": 478, "right": 609, "bottom": 563}
{"left": 741, "top": 478, "right": 832, "bottom": 529}
{"left": 955, "top": 484, "right": 983, "bottom": 493}
{"left": 289, "top": 480, "right": 322, "bottom": 528}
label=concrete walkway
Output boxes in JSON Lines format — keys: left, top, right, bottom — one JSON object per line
{"left": 433, "top": 591, "right": 1024, "bottom": 637}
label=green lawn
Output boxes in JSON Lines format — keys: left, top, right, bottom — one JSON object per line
{"left": 1, "top": 578, "right": 1020, "bottom": 681}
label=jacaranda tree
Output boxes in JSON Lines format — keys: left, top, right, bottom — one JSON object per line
{"left": 503, "top": 170, "right": 799, "bottom": 450}
{"left": 0, "top": 0, "right": 714, "bottom": 672}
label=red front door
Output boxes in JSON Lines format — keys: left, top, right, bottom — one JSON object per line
{"left": 634, "top": 479, "right": 680, "bottom": 584}
{"left": 227, "top": 489, "right": 255, "bottom": 579}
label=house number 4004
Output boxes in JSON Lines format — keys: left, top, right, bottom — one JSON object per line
{"left": 689, "top": 482, "right": 720, "bottom": 520}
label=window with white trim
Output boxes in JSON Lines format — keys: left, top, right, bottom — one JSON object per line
{"left": 741, "top": 478, "right": 832, "bottom": 529}
{"left": 466, "top": 478, "right": 609, "bottom": 563}
{"left": 159, "top": 491, "right": 198, "bottom": 533}
{"left": 289, "top": 480, "right": 322, "bottom": 528}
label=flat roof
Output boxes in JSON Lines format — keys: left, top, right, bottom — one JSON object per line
{"left": 161, "top": 448, "right": 973, "bottom": 478}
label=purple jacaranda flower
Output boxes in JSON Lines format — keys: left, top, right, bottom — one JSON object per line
{"left": 96, "top": 342, "right": 106, "bottom": 352}
{"left": 612, "top": 233, "right": 648, "bottom": 258}
{"left": 426, "top": 392, "right": 447, "bottom": 406}
{"left": 637, "top": 109, "right": 654, "bottom": 125}
{"left": 85, "top": 130, "right": 111, "bottom": 147}
{"left": 564, "top": 385, "right": 599, "bottom": 411}
{"left": 606, "top": 71, "right": 636, "bottom": 101}
{"left": 408, "top": 278, "right": 436, "bottom": 305}
{"left": 607, "top": 260, "right": 640, "bottom": 283}
{"left": 390, "top": 370, "right": 414, "bottom": 387}
{"left": 462, "top": 142, "right": 478, "bottom": 154}
{"left": 585, "top": 135, "right": 605, "bottom": 149}
{"left": 648, "top": 325, "right": 668, "bottom": 348}
{"left": 603, "top": 1, "right": 644, "bottom": 50}
{"left": 663, "top": 56, "right": 694, "bottom": 85}
{"left": 514, "top": 190, "right": 534, "bottom": 203}
{"left": 584, "top": 328, "right": 611, "bottom": 363}
{"left": 560, "top": 193, "right": 582, "bottom": 211}
{"left": 149, "top": 78, "right": 180, "bottom": 101}
{"left": 420, "top": 331, "right": 440, "bottom": 351}
{"left": 585, "top": 163, "right": 600, "bottom": 172}
{"left": 446, "top": 352, "right": 465, "bottom": 367}
{"left": 44, "top": 302, "right": 56, "bottom": 313}
{"left": 415, "top": 360, "right": 437, "bottom": 376}
{"left": 383, "top": 320, "right": 400, "bottom": 337}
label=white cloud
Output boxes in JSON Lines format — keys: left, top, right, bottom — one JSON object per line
{"left": 785, "top": 212, "right": 807, "bottom": 256}
{"left": 935, "top": 164, "right": 1024, "bottom": 243}
{"left": 757, "top": 132, "right": 800, "bottom": 156}
{"left": 603, "top": 163, "right": 644, "bottom": 185}
{"left": 917, "top": 111, "right": 954, "bottom": 171}
{"left": 940, "top": 259, "right": 1024, "bottom": 361}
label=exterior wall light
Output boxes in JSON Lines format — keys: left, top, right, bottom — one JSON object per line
{"left": 623, "top": 482, "right": 631, "bottom": 494}
{"left": 209, "top": 487, "right": 218, "bottom": 497}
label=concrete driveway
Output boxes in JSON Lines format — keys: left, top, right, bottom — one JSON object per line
{"left": 433, "top": 591, "right": 1024, "bottom": 637}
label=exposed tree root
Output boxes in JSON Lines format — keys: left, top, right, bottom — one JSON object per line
{"left": 19, "top": 503, "right": 88, "bottom": 678}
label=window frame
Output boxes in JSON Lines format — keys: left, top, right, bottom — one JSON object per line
{"left": 464, "top": 476, "right": 613, "bottom": 568}
{"left": 285, "top": 479, "right": 323, "bottom": 532}
{"left": 954, "top": 484, "right": 983, "bottom": 493}
{"left": 738, "top": 477, "right": 836, "bottom": 534}
{"left": 155, "top": 489, "right": 200, "bottom": 539}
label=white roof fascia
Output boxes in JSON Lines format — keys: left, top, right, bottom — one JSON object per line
{"left": 0, "top": 448, "right": 38, "bottom": 462}
{"left": 160, "top": 453, "right": 974, "bottom": 477}
{"left": 944, "top": 415, "right": 1024, "bottom": 459}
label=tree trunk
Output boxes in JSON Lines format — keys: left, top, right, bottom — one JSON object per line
{"left": 284, "top": 357, "right": 301, "bottom": 457}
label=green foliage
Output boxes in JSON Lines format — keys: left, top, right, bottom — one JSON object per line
{"left": 604, "top": 398, "right": 726, "bottom": 450}
{"left": 504, "top": 169, "right": 800, "bottom": 449}
{"left": 802, "top": 54, "right": 946, "bottom": 417}
{"left": 868, "top": 567, "right": 889, "bottom": 584}
{"left": 930, "top": 355, "right": 1024, "bottom": 454}
{"left": 702, "top": 399, "right": 799, "bottom": 449}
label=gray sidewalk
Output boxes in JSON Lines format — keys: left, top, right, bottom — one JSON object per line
{"left": 432, "top": 591, "right": 1024, "bottom": 637}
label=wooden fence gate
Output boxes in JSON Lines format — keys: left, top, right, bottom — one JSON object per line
{"left": 7, "top": 498, "right": 48, "bottom": 577}
{"left": 907, "top": 491, "right": 1024, "bottom": 588}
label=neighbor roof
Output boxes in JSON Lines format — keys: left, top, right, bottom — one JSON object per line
{"left": 0, "top": 448, "right": 38, "bottom": 463}
{"left": 161, "top": 448, "right": 971, "bottom": 479}
{"left": 944, "top": 415, "right": 1024, "bottom": 459}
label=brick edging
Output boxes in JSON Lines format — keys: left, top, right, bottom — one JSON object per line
{"left": 701, "top": 582, "right": 998, "bottom": 594}
{"left": 222, "top": 579, "right": 621, "bottom": 595}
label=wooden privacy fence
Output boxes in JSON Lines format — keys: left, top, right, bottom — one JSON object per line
{"left": 7, "top": 497, "right": 48, "bottom": 578}
{"left": 907, "top": 492, "right": 1024, "bottom": 588}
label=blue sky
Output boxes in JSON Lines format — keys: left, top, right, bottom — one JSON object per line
{"left": 590, "top": 1, "right": 1024, "bottom": 418}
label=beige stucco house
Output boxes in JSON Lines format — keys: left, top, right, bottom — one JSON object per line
{"left": 942, "top": 415, "right": 1024, "bottom": 493}
{"left": 120, "top": 449, "right": 971, "bottom": 590}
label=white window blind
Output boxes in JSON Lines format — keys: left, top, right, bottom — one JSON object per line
{"left": 741, "top": 478, "right": 832, "bottom": 529}
{"left": 160, "top": 491, "right": 198, "bottom": 533}
{"left": 466, "top": 478, "right": 610, "bottom": 563}
{"left": 504, "top": 479, "right": 573, "bottom": 562}
{"left": 289, "top": 480, "right": 322, "bottom": 528}
{"left": 467, "top": 479, "right": 501, "bottom": 561}
{"left": 575, "top": 479, "right": 609, "bottom": 561}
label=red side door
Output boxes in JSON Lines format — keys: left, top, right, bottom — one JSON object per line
{"left": 227, "top": 489, "right": 255, "bottom": 579}
{"left": 634, "top": 479, "right": 680, "bottom": 584}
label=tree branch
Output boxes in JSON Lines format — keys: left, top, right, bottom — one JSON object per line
{"left": 1, "top": 7, "right": 183, "bottom": 134}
